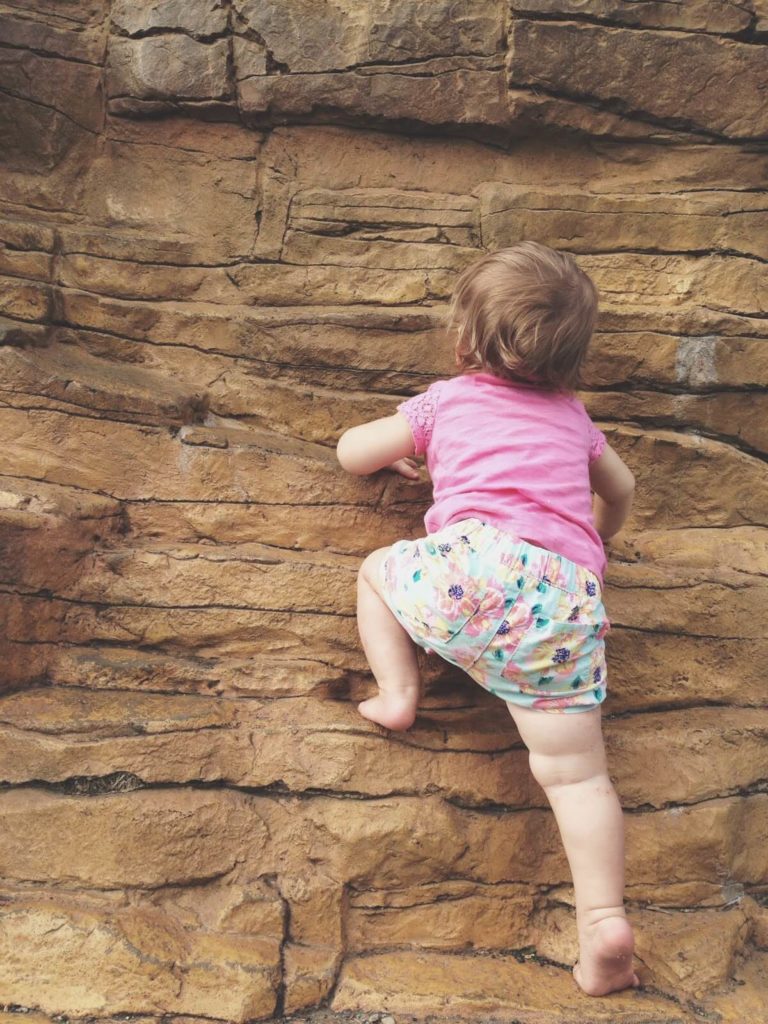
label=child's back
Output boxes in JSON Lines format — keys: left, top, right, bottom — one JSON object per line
{"left": 398, "top": 371, "right": 608, "bottom": 580}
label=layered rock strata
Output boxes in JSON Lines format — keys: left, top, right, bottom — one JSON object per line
{"left": 1, "top": 2, "right": 767, "bottom": 1023}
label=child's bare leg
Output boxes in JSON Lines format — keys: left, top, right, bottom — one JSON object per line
{"left": 507, "top": 704, "right": 639, "bottom": 997}
{"left": 356, "top": 548, "right": 421, "bottom": 730}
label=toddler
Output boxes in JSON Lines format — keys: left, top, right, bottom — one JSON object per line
{"left": 336, "top": 242, "right": 638, "bottom": 997}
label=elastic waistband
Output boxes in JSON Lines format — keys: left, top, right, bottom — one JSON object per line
{"left": 443, "top": 518, "right": 601, "bottom": 597}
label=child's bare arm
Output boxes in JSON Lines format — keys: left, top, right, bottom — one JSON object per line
{"left": 589, "top": 444, "right": 635, "bottom": 541}
{"left": 336, "top": 413, "right": 419, "bottom": 478}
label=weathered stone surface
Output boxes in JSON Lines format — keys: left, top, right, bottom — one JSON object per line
{"left": 677, "top": 338, "right": 768, "bottom": 400}
{"left": 606, "top": 427, "right": 768, "bottom": 531}
{"left": 347, "top": 881, "right": 535, "bottom": 952}
{"left": 512, "top": 0, "right": 755, "bottom": 33}
{"left": 535, "top": 899, "right": 757, "bottom": 1000}
{"left": 562, "top": 628, "right": 768, "bottom": 713}
{"left": 0, "top": 685, "right": 235, "bottom": 749}
{"left": 346, "top": 883, "right": 762, "bottom": 1007}
{"left": 606, "top": 562, "right": 767, "bottom": 640}
{"left": 0, "top": 340, "right": 209, "bottom": 426}
{"left": 333, "top": 949, "right": 692, "bottom": 1021}
{"left": 3, "top": 688, "right": 766, "bottom": 814}
{"left": 111, "top": 0, "right": 229, "bottom": 38}
{"left": 33, "top": 0, "right": 765, "bottom": 145}
{"left": 44, "top": 644, "right": 358, "bottom": 699}
{"left": 65, "top": 126, "right": 261, "bottom": 264}
{"left": 283, "top": 943, "right": 342, "bottom": 1015}
{"left": 230, "top": 5, "right": 510, "bottom": 134}
{"left": 0, "top": 275, "right": 50, "bottom": 322}
{"left": 480, "top": 185, "right": 768, "bottom": 261}
{"left": 58, "top": 288, "right": 442, "bottom": 370}
{"left": 107, "top": 35, "right": 230, "bottom": 101}
{"left": 281, "top": 187, "right": 481, "bottom": 269}
{"left": 2, "top": 2, "right": 768, "bottom": 1020}
{"left": 234, "top": 0, "right": 505, "bottom": 72}
{"left": 0, "top": 5, "right": 107, "bottom": 64}
{"left": 0, "top": 48, "right": 104, "bottom": 133}
{"left": 508, "top": 19, "right": 768, "bottom": 140}
{"left": 0, "top": 896, "right": 280, "bottom": 1019}
{"left": 267, "top": 121, "right": 768, "bottom": 196}
{"left": 237, "top": 63, "right": 510, "bottom": 131}
{"left": 124, "top": 496, "right": 424, "bottom": 554}
{"left": 0, "top": 406, "right": 353, "bottom": 502}
{"left": 588, "top": 391, "right": 768, "bottom": 455}
{"left": 0, "top": 477, "right": 124, "bottom": 692}
{"left": 71, "top": 541, "right": 359, "bottom": 614}
{"left": 607, "top": 708, "right": 768, "bottom": 808}
{"left": 3, "top": 784, "right": 762, "bottom": 904}
{"left": 0, "top": 788, "right": 265, "bottom": 888}
{"left": 704, "top": 952, "right": 768, "bottom": 1024}
{"left": 634, "top": 906, "right": 750, "bottom": 998}
{"left": 1, "top": 589, "right": 360, "bottom": 665}
{"left": 3, "top": 0, "right": 108, "bottom": 26}
{"left": 581, "top": 253, "right": 767, "bottom": 334}
{"left": 228, "top": 261, "right": 446, "bottom": 306}
{"left": 619, "top": 525, "right": 768, "bottom": 579}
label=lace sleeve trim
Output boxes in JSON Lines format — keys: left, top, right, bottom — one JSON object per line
{"left": 588, "top": 423, "right": 607, "bottom": 463}
{"left": 397, "top": 383, "right": 443, "bottom": 457}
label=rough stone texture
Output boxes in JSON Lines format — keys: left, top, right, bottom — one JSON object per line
{"left": 1, "top": 2, "right": 767, "bottom": 1023}
{"left": 507, "top": 18, "right": 768, "bottom": 141}
{"left": 107, "top": 34, "right": 231, "bottom": 101}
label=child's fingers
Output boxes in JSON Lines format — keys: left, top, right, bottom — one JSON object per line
{"left": 389, "top": 458, "right": 421, "bottom": 479}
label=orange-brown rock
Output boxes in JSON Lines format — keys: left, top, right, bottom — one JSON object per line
{"left": 0, "top": 895, "right": 280, "bottom": 1018}
{"left": 333, "top": 949, "right": 694, "bottom": 1021}
{"left": 508, "top": 18, "right": 768, "bottom": 140}
{"left": 1, "top": 1, "right": 767, "bottom": 1021}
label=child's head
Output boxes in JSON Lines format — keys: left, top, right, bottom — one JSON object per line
{"left": 448, "top": 242, "right": 598, "bottom": 390}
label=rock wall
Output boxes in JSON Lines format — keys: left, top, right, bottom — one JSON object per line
{"left": 1, "top": 2, "right": 767, "bottom": 1022}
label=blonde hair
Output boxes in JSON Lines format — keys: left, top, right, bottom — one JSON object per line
{"left": 449, "top": 242, "right": 599, "bottom": 390}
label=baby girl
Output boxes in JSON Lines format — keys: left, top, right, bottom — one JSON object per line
{"left": 337, "top": 242, "right": 638, "bottom": 997}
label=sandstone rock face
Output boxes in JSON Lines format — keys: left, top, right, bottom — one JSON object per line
{"left": 1, "top": 2, "right": 767, "bottom": 1023}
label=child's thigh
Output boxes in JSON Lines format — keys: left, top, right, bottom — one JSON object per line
{"left": 506, "top": 703, "right": 607, "bottom": 786}
{"left": 359, "top": 547, "right": 394, "bottom": 597}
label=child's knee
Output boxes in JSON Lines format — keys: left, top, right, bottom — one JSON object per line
{"left": 528, "top": 747, "right": 608, "bottom": 791}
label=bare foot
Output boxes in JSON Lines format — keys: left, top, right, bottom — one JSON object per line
{"left": 573, "top": 915, "right": 639, "bottom": 996}
{"left": 358, "top": 691, "right": 418, "bottom": 731}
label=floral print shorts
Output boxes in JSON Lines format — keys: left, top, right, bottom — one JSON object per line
{"left": 379, "top": 518, "right": 609, "bottom": 714}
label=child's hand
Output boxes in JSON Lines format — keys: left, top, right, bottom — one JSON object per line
{"left": 388, "top": 458, "right": 420, "bottom": 480}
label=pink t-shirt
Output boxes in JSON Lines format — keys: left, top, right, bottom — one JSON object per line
{"left": 397, "top": 372, "right": 608, "bottom": 580}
